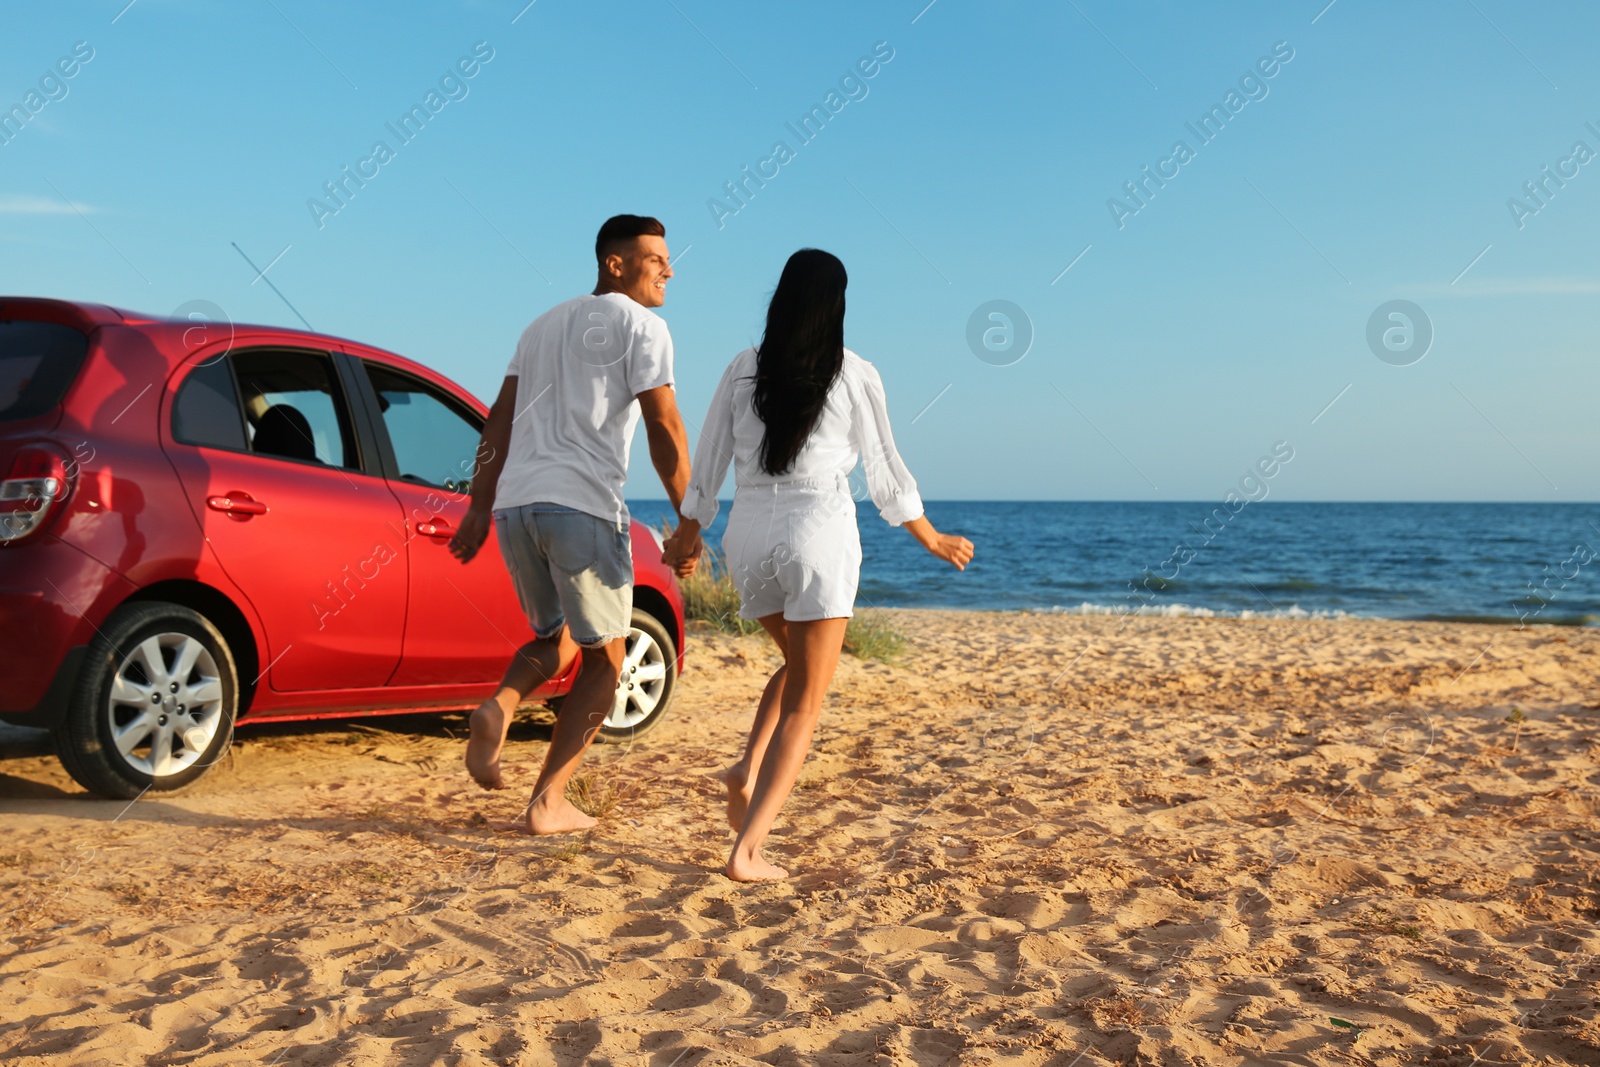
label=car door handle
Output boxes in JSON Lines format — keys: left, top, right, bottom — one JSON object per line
{"left": 416, "top": 518, "right": 456, "bottom": 538}
{"left": 207, "top": 493, "right": 268, "bottom": 518}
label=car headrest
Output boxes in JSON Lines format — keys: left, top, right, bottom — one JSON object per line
{"left": 253, "top": 404, "right": 320, "bottom": 463}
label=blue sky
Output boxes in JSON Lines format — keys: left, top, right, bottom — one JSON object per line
{"left": 3, "top": 0, "right": 1596, "bottom": 502}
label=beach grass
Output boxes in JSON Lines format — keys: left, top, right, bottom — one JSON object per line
{"left": 678, "top": 556, "right": 764, "bottom": 639}
{"left": 1353, "top": 905, "right": 1425, "bottom": 941}
{"left": 543, "top": 837, "right": 592, "bottom": 864}
{"left": 843, "top": 610, "right": 907, "bottom": 663}
{"left": 670, "top": 541, "right": 765, "bottom": 637}
{"left": 566, "top": 773, "right": 619, "bottom": 818}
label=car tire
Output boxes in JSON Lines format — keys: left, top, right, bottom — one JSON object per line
{"left": 55, "top": 602, "right": 239, "bottom": 799}
{"left": 595, "top": 608, "right": 678, "bottom": 746}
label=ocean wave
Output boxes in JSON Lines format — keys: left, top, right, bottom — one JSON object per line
{"left": 1038, "top": 601, "right": 1354, "bottom": 620}
{"left": 1037, "top": 604, "right": 1600, "bottom": 626}
{"left": 1414, "top": 612, "right": 1600, "bottom": 628}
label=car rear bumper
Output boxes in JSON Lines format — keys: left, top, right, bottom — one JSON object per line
{"left": 0, "top": 646, "right": 84, "bottom": 730}
{"left": 0, "top": 535, "right": 134, "bottom": 718}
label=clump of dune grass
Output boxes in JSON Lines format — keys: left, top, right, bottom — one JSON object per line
{"left": 1504, "top": 706, "right": 1527, "bottom": 752}
{"left": 1087, "top": 995, "right": 1147, "bottom": 1030}
{"left": 1353, "top": 905, "right": 1424, "bottom": 941}
{"left": 566, "top": 773, "right": 619, "bottom": 818}
{"left": 844, "top": 610, "right": 907, "bottom": 663}
{"left": 544, "top": 837, "right": 591, "bottom": 864}
{"left": 104, "top": 881, "right": 144, "bottom": 905}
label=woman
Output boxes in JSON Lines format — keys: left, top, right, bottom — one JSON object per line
{"left": 663, "top": 249, "right": 974, "bottom": 882}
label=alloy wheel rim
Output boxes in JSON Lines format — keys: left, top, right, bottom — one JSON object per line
{"left": 606, "top": 626, "right": 668, "bottom": 730}
{"left": 106, "top": 633, "right": 225, "bottom": 777}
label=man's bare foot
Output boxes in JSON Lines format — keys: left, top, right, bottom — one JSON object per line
{"left": 465, "top": 702, "right": 511, "bottom": 790}
{"left": 726, "top": 848, "right": 788, "bottom": 882}
{"left": 722, "top": 763, "right": 753, "bottom": 831}
{"left": 523, "top": 797, "right": 598, "bottom": 835}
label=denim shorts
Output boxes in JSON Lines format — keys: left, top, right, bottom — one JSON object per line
{"left": 494, "top": 504, "right": 633, "bottom": 647}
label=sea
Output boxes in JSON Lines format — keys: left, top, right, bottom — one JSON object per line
{"left": 628, "top": 500, "right": 1600, "bottom": 627}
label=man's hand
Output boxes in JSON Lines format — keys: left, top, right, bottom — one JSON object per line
{"left": 452, "top": 376, "right": 514, "bottom": 565}
{"left": 638, "top": 384, "right": 692, "bottom": 517}
{"left": 661, "top": 524, "right": 703, "bottom": 578}
{"left": 449, "top": 506, "right": 492, "bottom": 563}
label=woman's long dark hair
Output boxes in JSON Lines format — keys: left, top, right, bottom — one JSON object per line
{"left": 752, "top": 249, "right": 847, "bottom": 476}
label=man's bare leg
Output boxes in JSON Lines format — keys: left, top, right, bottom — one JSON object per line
{"left": 727, "top": 617, "right": 847, "bottom": 882}
{"left": 724, "top": 614, "right": 788, "bottom": 830}
{"left": 523, "top": 638, "right": 626, "bottom": 835}
{"left": 466, "top": 632, "right": 577, "bottom": 789}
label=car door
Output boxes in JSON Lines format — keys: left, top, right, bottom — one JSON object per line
{"left": 162, "top": 345, "right": 408, "bottom": 691}
{"left": 347, "top": 356, "right": 529, "bottom": 686}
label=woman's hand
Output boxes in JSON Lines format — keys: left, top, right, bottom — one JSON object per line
{"left": 903, "top": 516, "right": 974, "bottom": 571}
{"left": 925, "top": 531, "right": 974, "bottom": 570}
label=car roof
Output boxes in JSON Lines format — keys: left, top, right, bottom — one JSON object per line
{"left": 3, "top": 295, "right": 390, "bottom": 356}
{"left": 1, "top": 295, "right": 479, "bottom": 405}
{"left": 0, "top": 296, "right": 127, "bottom": 329}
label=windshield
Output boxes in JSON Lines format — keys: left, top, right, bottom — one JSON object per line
{"left": 0, "top": 320, "right": 90, "bottom": 422}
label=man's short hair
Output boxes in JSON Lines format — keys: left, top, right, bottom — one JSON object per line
{"left": 595, "top": 215, "right": 665, "bottom": 265}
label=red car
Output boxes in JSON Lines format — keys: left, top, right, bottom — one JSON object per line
{"left": 0, "top": 298, "right": 685, "bottom": 799}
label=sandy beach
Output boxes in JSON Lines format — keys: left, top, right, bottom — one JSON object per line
{"left": 3, "top": 610, "right": 1598, "bottom": 1066}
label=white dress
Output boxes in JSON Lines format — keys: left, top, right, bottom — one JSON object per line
{"left": 680, "top": 347, "right": 923, "bottom": 621}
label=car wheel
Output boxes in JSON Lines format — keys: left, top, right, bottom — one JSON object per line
{"left": 596, "top": 608, "right": 678, "bottom": 745}
{"left": 55, "top": 602, "right": 239, "bottom": 799}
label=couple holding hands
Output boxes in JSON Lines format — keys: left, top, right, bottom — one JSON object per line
{"left": 449, "top": 214, "right": 972, "bottom": 881}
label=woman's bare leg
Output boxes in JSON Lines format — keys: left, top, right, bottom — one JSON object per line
{"left": 724, "top": 614, "right": 788, "bottom": 830}
{"left": 727, "top": 616, "right": 848, "bottom": 882}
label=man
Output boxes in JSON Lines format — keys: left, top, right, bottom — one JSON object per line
{"left": 450, "top": 214, "right": 698, "bottom": 835}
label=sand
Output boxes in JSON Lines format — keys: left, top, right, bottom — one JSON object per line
{"left": 2, "top": 611, "right": 1598, "bottom": 1066}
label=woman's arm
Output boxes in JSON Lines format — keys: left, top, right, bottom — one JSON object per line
{"left": 849, "top": 361, "right": 924, "bottom": 526}
{"left": 849, "top": 360, "right": 973, "bottom": 570}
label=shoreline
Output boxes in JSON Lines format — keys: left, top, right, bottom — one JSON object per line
{"left": 851, "top": 603, "right": 1600, "bottom": 629}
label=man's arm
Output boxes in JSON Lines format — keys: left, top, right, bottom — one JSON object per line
{"left": 638, "top": 384, "right": 702, "bottom": 577}
{"left": 449, "top": 375, "right": 518, "bottom": 564}
{"left": 637, "top": 384, "right": 690, "bottom": 514}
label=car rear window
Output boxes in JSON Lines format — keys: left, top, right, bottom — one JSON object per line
{"left": 172, "top": 357, "right": 248, "bottom": 451}
{"left": 0, "top": 320, "right": 90, "bottom": 422}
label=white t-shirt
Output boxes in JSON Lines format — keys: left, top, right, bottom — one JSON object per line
{"left": 493, "top": 292, "right": 674, "bottom": 526}
{"left": 679, "top": 347, "right": 924, "bottom": 528}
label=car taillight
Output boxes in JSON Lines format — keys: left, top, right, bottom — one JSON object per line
{"left": 0, "top": 444, "right": 72, "bottom": 543}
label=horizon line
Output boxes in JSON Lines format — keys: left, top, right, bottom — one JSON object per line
{"left": 625, "top": 498, "right": 1600, "bottom": 506}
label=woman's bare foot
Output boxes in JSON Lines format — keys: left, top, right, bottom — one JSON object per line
{"left": 722, "top": 763, "right": 753, "bottom": 831}
{"left": 726, "top": 847, "right": 789, "bottom": 882}
{"left": 523, "top": 797, "right": 597, "bottom": 835}
{"left": 465, "top": 702, "right": 512, "bottom": 790}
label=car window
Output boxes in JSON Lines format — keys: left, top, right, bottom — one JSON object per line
{"left": 231, "top": 349, "right": 359, "bottom": 468}
{"left": 172, "top": 357, "right": 248, "bottom": 450}
{"left": 0, "top": 320, "right": 89, "bottom": 422}
{"left": 362, "top": 362, "right": 482, "bottom": 491}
